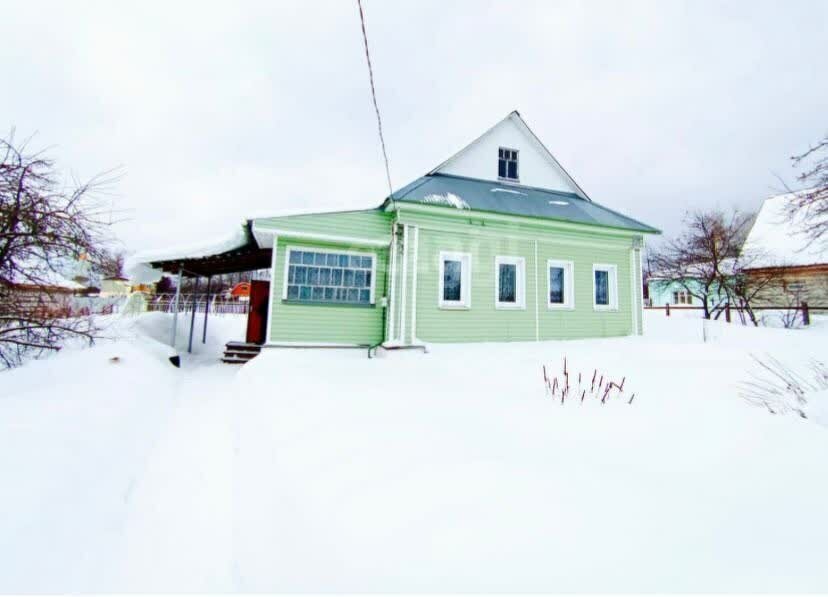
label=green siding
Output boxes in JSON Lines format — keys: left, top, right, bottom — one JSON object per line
{"left": 266, "top": 211, "right": 390, "bottom": 344}
{"left": 255, "top": 208, "right": 392, "bottom": 242}
{"left": 395, "top": 206, "right": 640, "bottom": 343}
{"left": 260, "top": 203, "right": 645, "bottom": 345}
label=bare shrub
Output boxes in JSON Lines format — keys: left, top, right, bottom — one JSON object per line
{"left": 542, "top": 357, "right": 634, "bottom": 405}
{"left": 739, "top": 355, "right": 828, "bottom": 418}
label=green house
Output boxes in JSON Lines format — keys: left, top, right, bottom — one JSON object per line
{"left": 135, "top": 112, "right": 659, "bottom": 352}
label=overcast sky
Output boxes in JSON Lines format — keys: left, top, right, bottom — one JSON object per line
{"left": 3, "top": 0, "right": 827, "bottom": 253}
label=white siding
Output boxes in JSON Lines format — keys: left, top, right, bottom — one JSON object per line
{"left": 434, "top": 116, "right": 579, "bottom": 194}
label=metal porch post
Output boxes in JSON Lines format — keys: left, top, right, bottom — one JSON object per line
{"left": 170, "top": 266, "right": 183, "bottom": 349}
{"left": 187, "top": 276, "right": 200, "bottom": 353}
{"left": 202, "top": 275, "right": 212, "bottom": 343}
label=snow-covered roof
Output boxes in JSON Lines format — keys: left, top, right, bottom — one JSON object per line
{"left": 11, "top": 265, "right": 85, "bottom": 290}
{"left": 741, "top": 191, "right": 827, "bottom": 269}
{"left": 125, "top": 222, "right": 252, "bottom": 283}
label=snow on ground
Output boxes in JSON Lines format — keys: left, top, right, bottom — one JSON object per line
{"left": 1, "top": 312, "right": 827, "bottom": 591}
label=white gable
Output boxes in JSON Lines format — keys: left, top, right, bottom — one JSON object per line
{"left": 430, "top": 112, "right": 587, "bottom": 198}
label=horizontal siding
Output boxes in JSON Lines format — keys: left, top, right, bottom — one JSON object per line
{"left": 537, "top": 240, "right": 632, "bottom": 339}
{"left": 269, "top": 237, "right": 389, "bottom": 345}
{"left": 255, "top": 209, "right": 393, "bottom": 242}
{"left": 400, "top": 212, "right": 639, "bottom": 342}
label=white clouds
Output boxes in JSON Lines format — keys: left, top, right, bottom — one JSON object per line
{"left": 2, "top": 0, "right": 826, "bottom": 252}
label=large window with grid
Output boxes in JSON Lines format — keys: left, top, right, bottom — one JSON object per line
{"left": 283, "top": 248, "right": 375, "bottom": 305}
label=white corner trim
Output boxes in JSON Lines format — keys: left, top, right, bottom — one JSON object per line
{"left": 534, "top": 241, "right": 539, "bottom": 341}
{"left": 265, "top": 235, "right": 278, "bottom": 345}
{"left": 494, "top": 255, "right": 526, "bottom": 310}
{"left": 411, "top": 226, "right": 419, "bottom": 342}
{"left": 438, "top": 250, "right": 472, "bottom": 309}
{"left": 546, "top": 259, "right": 575, "bottom": 310}
{"left": 400, "top": 225, "right": 409, "bottom": 344}
{"left": 387, "top": 224, "right": 399, "bottom": 342}
{"left": 636, "top": 247, "right": 645, "bottom": 335}
{"left": 593, "top": 263, "right": 619, "bottom": 311}
{"left": 630, "top": 249, "right": 638, "bottom": 335}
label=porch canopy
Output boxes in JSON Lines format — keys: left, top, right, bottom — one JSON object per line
{"left": 126, "top": 221, "right": 271, "bottom": 360}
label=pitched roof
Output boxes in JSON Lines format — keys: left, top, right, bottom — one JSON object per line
{"left": 741, "top": 191, "right": 827, "bottom": 268}
{"left": 390, "top": 173, "right": 659, "bottom": 234}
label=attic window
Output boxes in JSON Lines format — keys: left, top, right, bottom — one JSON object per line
{"left": 498, "top": 147, "right": 519, "bottom": 182}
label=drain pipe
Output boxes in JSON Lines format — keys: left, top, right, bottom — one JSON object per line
{"left": 386, "top": 218, "right": 400, "bottom": 344}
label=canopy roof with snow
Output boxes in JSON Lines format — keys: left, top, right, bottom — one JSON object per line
{"left": 741, "top": 191, "right": 827, "bottom": 269}
{"left": 125, "top": 221, "right": 269, "bottom": 282}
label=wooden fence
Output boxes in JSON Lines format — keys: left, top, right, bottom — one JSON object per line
{"left": 645, "top": 301, "right": 826, "bottom": 326}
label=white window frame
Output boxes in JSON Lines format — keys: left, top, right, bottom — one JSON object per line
{"left": 547, "top": 259, "right": 575, "bottom": 310}
{"left": 494, "top": 256, "right": 526, "bottom": 310}
{"left": 498, "top": 147, "right": 520, "bottom": 183}
{"left": 282, "top": 245, "right": 377, "bottom": 305}
{"left": 593, "top": 263, "right": 618, "bottom": 311}
{"left": 672, "top": 289, "right": 692, "bottom": 305}
{"left": 438, "top": 251, "right": 472, "bottom": 309}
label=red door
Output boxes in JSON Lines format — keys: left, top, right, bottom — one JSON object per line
{"left": 245, "top": 280, "right": 270, "bottom": 344}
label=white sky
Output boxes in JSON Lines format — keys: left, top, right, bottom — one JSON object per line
{"left": 3, "top": 0, "right": 827, "bottom": 253}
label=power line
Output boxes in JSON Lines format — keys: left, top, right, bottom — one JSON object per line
{"left": 356, "top": 0, "right": 394, "bottom": 200}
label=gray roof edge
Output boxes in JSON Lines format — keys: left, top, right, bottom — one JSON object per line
{"left": 392, "top": 173, "right": 660, "bottom": 234}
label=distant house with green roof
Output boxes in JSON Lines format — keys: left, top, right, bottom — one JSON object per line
{"left": 134, "top": 111, "right": 659, "bottom": 351}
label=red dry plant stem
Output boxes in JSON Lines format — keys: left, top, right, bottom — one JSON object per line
{"left": 580, "top": 389, "right": 586, "bottom": 402}
{"left": 628, "top": 393, "right": 635, "bottom": 405}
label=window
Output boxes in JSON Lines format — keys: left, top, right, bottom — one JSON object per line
{"left": 498, "top": 147, "right": 519, "bottom": 181}
{"left": 547, "top": 259, "right": 574, "bottom": 309}
{"left": 495, "top": 256, "right": 526, "bottom": 309}
{"left": 672, "top": 290, "right": 692, "bottom": 305}
{"left": 283, "top": 248, "right": 375, "bottom": 305}
{"left": 439, "top": 251, "right": 472, "bottom": 308}
{"left": 593, "top": 264, "right": 618, "bottom": 310}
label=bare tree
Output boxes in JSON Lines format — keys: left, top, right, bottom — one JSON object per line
{"left": 788, "top": 134, "right": 828, "bottom": 244}
{"left": 97, "top": 248, "right": 126, "bottom": 279}
{"left": 650, "top": 210, "right": 750, "bottom": 319}
{"left": 0, "top": 131, "right": 115, "bottom": 368}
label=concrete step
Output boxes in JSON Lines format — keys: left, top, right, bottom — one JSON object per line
{"left": 221, "top": 356, "right": 253, "bottom": 364}
{"left": 225, "top": 341, "right": 262, "bottom": 351}
{"left": 223, "top": 351, "right": 258, "bottom": 359}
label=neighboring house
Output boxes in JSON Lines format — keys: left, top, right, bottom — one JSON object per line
{"left": 100, "top": 276, "right": 131, "bottom": 297}
{"left": 741, "top": 191, "right": 828, "bottom": 306}
{"left": 132, "top": 111, "right": 659, "bottom": 348}
{"left": 647, "top": 261, "right": 733, "bottom": 308}
{"left": 648, "top": 279, "right": 699, "bottom": 306}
